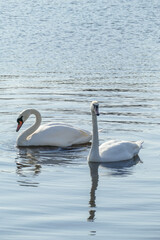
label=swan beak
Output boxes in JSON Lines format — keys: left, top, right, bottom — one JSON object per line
{"left": 95, "top": 107, "right": 100, "bottom": 116}
{"left": 16, "top": 121, "right": 23, "bottom": 132}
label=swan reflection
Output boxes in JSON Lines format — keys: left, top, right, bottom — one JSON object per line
{"left": 15, "top": 148, "right": 42, "bottom": 187}
{"left": 87, "top": 156, "right": 141, "bottom": 222}
{"left": 15, "top": 145, "right": 88, "bottom": 187}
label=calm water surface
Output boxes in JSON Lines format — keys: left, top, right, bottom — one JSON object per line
{"left": 0, "top": 0, "right": 160, "bottom": 239}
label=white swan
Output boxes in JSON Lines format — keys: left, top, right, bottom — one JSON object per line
{"left": 87, "top": 101, "right": 143, "bottom": 162}
{"left": 16, "top": 109, "right": 92, "bottom": 147}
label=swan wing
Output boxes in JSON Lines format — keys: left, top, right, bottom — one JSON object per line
{"left": 99, "top": 140, "right": 143, "bottom": 162}
{"left": 27, "top": 123, "right": 92, "bottom": 147}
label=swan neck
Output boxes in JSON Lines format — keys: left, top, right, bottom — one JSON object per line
{"left": 17, "top": 109, "right": 41, "bottom": 146}
{"left": 88, "top": 112, "right": 100, "bottom": 162}
{"left": 92, "top": 114, "right": 99, "bottom": 147}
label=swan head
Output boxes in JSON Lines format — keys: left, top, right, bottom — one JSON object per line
{"left": 91, "top": 101, "right": 99, "bottom": 116}
{"left": 16, "top": 109, "right": 31, "bottom": 132}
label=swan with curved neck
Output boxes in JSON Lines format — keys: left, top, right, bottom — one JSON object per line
{"left": 16, "top": 109, "right": 92, "bottom": 147}
{"left": 87, "top": 101, "right": 143, "bottom": 162}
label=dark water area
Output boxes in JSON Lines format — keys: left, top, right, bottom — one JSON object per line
{"left": 0, "top": 0, "right": 160, "bottom": 239}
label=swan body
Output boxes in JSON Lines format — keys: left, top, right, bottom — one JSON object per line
{"left": 16, "top": 109, "right": 92, "bottom": 147}
{"left": 88, "top": 101, "right": 143, "bottom": 162}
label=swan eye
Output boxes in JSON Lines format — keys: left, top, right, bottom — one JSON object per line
{"left": 16, "top": 116, "right": 24, "bottom": 132}
{"left": 17, "top": 116, "right": 23, "bottom": 124}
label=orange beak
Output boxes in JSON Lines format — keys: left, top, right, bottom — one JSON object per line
{"left": 16, "top": 121, "right": 23, "bottom": 132}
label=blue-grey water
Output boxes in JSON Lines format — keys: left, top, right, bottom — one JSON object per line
{"left": 0, "top": 0, "right": 160, "bottom": 239}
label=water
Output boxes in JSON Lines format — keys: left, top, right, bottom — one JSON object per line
{"left": 0, "top": 0, "right": 160, "bottom": 239}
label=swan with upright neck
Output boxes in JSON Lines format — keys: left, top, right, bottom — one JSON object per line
{"left": 16, "top": 109, "right": 92, "bottom": 147}
{"left": 87, "top": 101, "right": 143, "bottom": 162}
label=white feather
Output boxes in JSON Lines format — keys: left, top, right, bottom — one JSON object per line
{"left": 88, "top": 101, "right": 143, "bottom": 162}
{"left": 16, "top": 109, "right": 92, "bottom": 147}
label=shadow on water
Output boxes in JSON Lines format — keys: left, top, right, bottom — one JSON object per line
{"left": 15, "top": 144, "right": 90, "bottom": 187}
{"left": 87, "top": 156, "right": 142, "bottom": 222}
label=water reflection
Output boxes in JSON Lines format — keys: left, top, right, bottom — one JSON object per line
{"left": 16, "top": 148, "right": 41, "bottom": 175}
{"left": 87, "top": 156, "right": 141, "bottom": 222}
{"left": 15, "top": 148, "right": 42, "bottom": 187}
{"left": 15, "top": 145, "right": 89, "bottom": 187}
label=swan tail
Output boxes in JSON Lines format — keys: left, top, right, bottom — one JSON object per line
{"left": 136, "top": 140, "right": 144, "bottom": 149}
